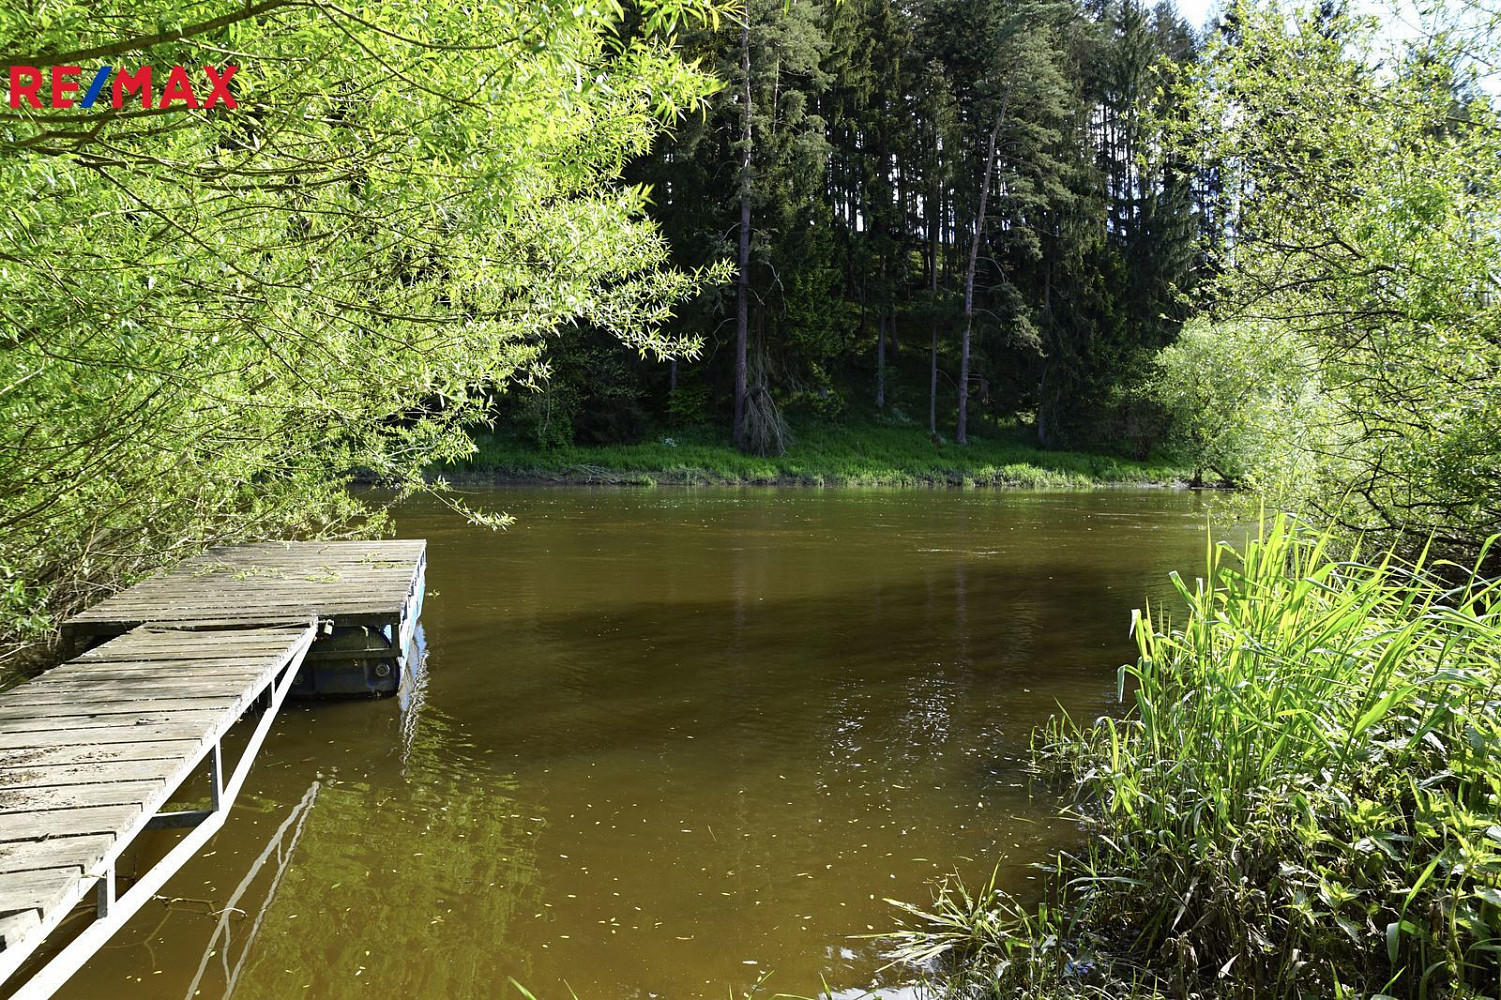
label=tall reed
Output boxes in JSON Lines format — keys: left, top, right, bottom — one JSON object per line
{"left": 891, "top": 517, "right": 1501, "bottom": 998}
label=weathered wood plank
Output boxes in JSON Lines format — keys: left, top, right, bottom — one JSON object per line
{"left": 88, "top": 579, "right": 417, "bottom": 595}
{"left": 55, "top": 662, "right": 284, "bottom": 677}
{"left": 0, "top": 679, "right": 259, "bottom": 702}
{"left": 74, "top": 647, "right": 305, "bottom": 663}
{"left": 0, "top": 759, "right": 181, "bottom": 789}
{"left": 0, "top": 723, "right": 215, "bottom": 751}
{"left": 66, "top": 611, "right": 396, "bottom": 632}
{"left": 80, "top": 631, "right": 302, "bottom": 649}
{"left": 83, "top": 634, "right": 305, "bottom": 648}
{"left": 0, "top": 805, "right": 141, "bottom": 844}
{"left": 0, "top": 868, "right": 80, "bottom": 919}
{"left": 0, "top": 835, "right": 113, "bottom": 875}
{"left": 114, "top": 573, "right": 416, "bottom": 585}
{"left": 0, "top": 908, "right": 40, "bottom": 950}
{"left": 0, "top": 702, "right": 241, "bottom": 722}
{"left": 2, "top": 690, "right": 243, "bottom": 709}
{"left": 0, "top": 710, "right": 224, "bottom": 734}
{"left": 77, "top": 594, "right": 404, "bottom": 609}
{"left": 0, "top": 782, "right": 162, "bottom": 814}
{"left": 17, "top": 669, "right": 270, "bottom": 686}
{"left": 1, "top": 740, "right": 208, "bottom": 769}
{"left": 22, "top": 666, "right": 268, "bottom": 685}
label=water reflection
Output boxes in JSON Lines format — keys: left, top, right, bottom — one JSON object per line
{"left": 226, "top": 715, "right": 544, "bottom": 999}
{"left": 182, "top": 781, "right": 320, "bottom": 999}
{"left": 53, "top": 488, "right": 1212, "bottom": 1000}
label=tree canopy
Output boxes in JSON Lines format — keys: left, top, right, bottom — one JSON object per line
{"left": 0, "top": 0, "right": 726, "bottom": 647}
{"left": 7, "top": 0, "right": 1500, "bottom": 650}
{"left": 1173, "top": 0, "right": 1501, "bottom": 563}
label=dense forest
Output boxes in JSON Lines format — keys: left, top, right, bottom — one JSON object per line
{"left": 505, "top": 0, "right": 1203, "bottom": 459}
{"left": 493, "top": 0, "right": 1501, "bottom": 575}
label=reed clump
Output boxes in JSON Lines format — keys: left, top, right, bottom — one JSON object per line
{"left": 889, "top": 517, "right": 1501, "bottom": 998}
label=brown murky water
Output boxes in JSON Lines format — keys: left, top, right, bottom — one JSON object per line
{"left": 49, "top": 487, "right": 1211, "bottom": 1000}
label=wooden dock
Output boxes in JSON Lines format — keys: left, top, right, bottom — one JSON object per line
{"left": 0, "top": 538, "right": 429, "bottom": 998}
{"left": 0, "top": 624, "right": 316, "bottom": 998}
{"left": 62, "top": 539, "right": 427, "bottom": 697}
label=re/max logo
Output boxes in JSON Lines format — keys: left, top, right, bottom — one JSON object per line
{"left": 6, "top": 65, "right": 238, "bottom": 110}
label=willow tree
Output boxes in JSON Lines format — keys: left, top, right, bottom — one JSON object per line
{"left": 0, "top": 0, "right": 728, "bottom": 650}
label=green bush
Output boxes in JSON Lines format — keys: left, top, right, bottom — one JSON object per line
{"left": 1145, "top": 319, "right": 1325, "bottom": 491}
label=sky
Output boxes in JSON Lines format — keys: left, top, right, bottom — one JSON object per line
{"left": 1171, "top": 0, "right": 1431, "bottom": 38}
{"left": 1173, "top": 0, "right": 1220, "bottom": 30}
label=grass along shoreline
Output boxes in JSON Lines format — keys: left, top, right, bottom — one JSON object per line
{"left": 442, "top": 424, "right": 1187, "bottom": 489}
{"left": 885, "top": 519, "right": 1501, "bottom": 999}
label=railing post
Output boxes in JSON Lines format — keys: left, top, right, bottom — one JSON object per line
{"left": 208, "top": 742, "right": 223, "bottom": 813}
{"left": 95, "top": 866, "right": 114, "bottom": 919}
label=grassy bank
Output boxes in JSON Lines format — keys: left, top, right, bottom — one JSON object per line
{"left": 886, "top": 519, "right": 1501, "bottom": 998}
{"left": 443, "top": 424, "right": 1185, "bottom": 488}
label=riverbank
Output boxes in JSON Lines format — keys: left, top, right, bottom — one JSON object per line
{"left": 888, "top": 518, "right": 1501, "bottom": 998}
{"left": 442, "top": 424, "right": 1186, "bottom": 488}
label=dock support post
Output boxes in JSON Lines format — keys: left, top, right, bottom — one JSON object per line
{"left": 94, "top": 868, "right": 114, "bottom": 919}
{"left": 209, "top": 742, "right": 223, "bottom": 812}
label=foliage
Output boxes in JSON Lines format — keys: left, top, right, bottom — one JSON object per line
{"left": 885, "top": 868, "right": 1079, "bottom": 994}
{"left": 1145, "top": 318, "right": 1323, "bottom": 488}
{"left": 1173, "top": 0, "right": 1501, "bottom": 563}
{"left": 508, "top": 328, "right": 657, "bottom": 448}
{"left": 0, "top": 0, "right": 728, "bottom": 650}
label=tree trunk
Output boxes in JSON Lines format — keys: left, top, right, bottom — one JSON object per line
{"left": 1038, "top": 266, "right": 1051, "bottom": 447}
{"left": 876, "top": 308, "right": 887, "bottom": 410}
{"left": 733, "top": 13, "right": 752, "bottom": 451}
{"left": 929, "top": 167, "right": 940, "bottom": 435}
{"left": 958, "top": 94, "right": 1007, "bottom": 446}
{"left": 1037, "top": 359, "right": 1050, "bottom": 448}
{"left": 929, "top": 323, "right": 939, "bottom": 435}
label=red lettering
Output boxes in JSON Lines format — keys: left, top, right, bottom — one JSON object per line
{"left": 156, "top": 66, "right": 198, "bottom": 109}
{"left": 202, "top": 66, "right": 237, "bottom": 109}
{"left": 112, "top": 66, "right": 152, "bottom": 109}
{"left": 50, "top": 65, "right": 80, "bottom": 108}
{"left": 8, "top": 66, "right": 41, "bottom": 108}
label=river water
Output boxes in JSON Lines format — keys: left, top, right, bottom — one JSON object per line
{"left": 50, "top": 487, "right": 1211, "bottom": 1000}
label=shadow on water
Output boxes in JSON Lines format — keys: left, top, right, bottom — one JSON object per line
{"left": 50, "top": 487, "right": 1218, "bottom": 1000}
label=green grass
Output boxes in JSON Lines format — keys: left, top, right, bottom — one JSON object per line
{"left": 885, "top": 518, "right": 1501, "bottom": 998}
{"left": 442, "top": 422, "right": 1185, "bottom": 489}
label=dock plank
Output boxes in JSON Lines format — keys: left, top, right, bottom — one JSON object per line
{"left": 2, "top": 740, "right": 209, "bottom": 769}
{"left": 0, "top": 868, "right": 80, "bottom": 921}
{"left": 0, "top": 711, "right": 223, "bottom": 734}
{"left": 0, "top": 805, "right": 141, "bottom": 844}
{"left": 0, "top": 782, "right": 163, "bottom": 814}
{"left": 0, "top": 723, "right": 220, "bottom": 750}
{"left": 0, "top": 836, "right": 114, "bottom": 876}
{"left": 0, "top": 759, "right": 183, "bottom": 790}
{"left": 0, "top": 702, "right": 239, "bottom": 722}
{"left": 0, "top": 909, "right": 40, "bottom": 951}
{"left": 0, "top": 624, "right": 315, "bottom": 987}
